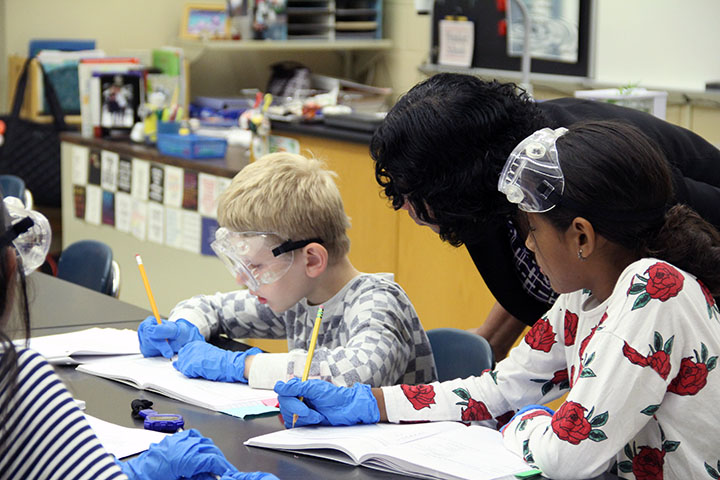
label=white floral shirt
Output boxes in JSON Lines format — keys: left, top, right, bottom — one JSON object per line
{"left": 382, "top": 259, "right": 720, "bottom": 480}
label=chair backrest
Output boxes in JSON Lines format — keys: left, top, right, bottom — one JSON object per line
{"left": 0, "top": 174, "right": 26, "bottom": 201}
{"left": 427, "top": 328, "right": 495, "bottom": 382}
{"left": 57, "top": 240, "right": 119, "bottom": 297}
{"left": 0, "top": 174, "right": 34, "bottom": 209}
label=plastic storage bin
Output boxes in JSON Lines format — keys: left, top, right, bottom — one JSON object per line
{"left": 157, "top": 133, "right": 228, "bottom": 159}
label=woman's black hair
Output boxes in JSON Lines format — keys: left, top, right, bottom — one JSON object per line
{"left": 0, "top": 193, "right": 31, "bottom": 453}
{"left": 371, "top": 73, "right": 547, "bottom": 246}
{"left": 546, "top": 120, "right": 720, "bottom": 293}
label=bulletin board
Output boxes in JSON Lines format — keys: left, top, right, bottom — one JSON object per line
{"left": 431, "top": 0, "right": 593, "bottom": 78}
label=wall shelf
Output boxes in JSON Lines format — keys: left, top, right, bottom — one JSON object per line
{"left": 176, "top": 38, "right": 392, "bottom": 78}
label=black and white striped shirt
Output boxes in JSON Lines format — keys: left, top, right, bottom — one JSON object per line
{"left": 0, "top": 348, "right": 126, "bottom": 480}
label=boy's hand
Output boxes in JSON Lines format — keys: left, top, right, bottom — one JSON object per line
{"left": 274, "top": 378, "right": 380, "bottom": 428}
{"left": 173, "top": 342, "right": 262, "bottom": 383}
{"left": 117, "top": 429, "right": 235, "bottom": 480}
{"left": 138, "top": 317, "right": 204, "bottom": 359}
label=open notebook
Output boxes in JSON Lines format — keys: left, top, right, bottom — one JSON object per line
{"left": 19, "top": 327, "right": 141, "bottom": 365}
{"left": 77, "top": 354, "right": 278, "bottom": 414}
{"left": 245, "top": 421, "right": 539, "bottom": 480}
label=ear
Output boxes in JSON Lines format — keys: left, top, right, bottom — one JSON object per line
{"left": 302, "top": 242, "right": 328, "bottom": 279}
{"left": 567, "top": 217, "right": 597, "bottom": 258}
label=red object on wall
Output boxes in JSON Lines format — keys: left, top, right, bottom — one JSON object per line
{"left": 497, "top": 19, "right": 507, "bottom": 36}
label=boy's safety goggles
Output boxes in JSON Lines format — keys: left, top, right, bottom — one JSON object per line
{"left": 210, "top": 228, "right": 322, "bottom": 290}
{"left": 498, "top": 127, "right": 568, "bottom": 213}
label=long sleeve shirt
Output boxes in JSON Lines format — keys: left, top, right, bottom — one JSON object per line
{"left": 170, "top": 272, "right": 437, "bottom": 389}
{"left": 382, "top": 259, "right": 720, "bottom": 480}
{"left": 0, "top": 348, "right": 126, "bottom": 480}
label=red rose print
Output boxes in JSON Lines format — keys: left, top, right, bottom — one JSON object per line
{"left": 647, "top": 351, "right": 671, "bottom": 380}
{"left": 521, "top": 410, "right": 552, "bottom": 422}
{"left": 460, "top": 398, "right": 492, "bottom": 421}
{"left": 667, "top": 357, "right": 709, "bottom": 396}
{"left": 524, "top": 318, "right": 556, "bottom": 352}
{"left": 645, "top": 262, "right": 684, "bottom": 301}
{"left": 495, "top": 410, "right": 515, "bottom": 430}
{"left": 622, "top": 342, "right": 649, "bottom": 367}
{"left": 569, "top": 365, "right": 576, "bottom": 388}
{"left": 564, "top": 311, "right": 578, "bottom": 346}
{"left": 698, "top": 279, "right": 716, "bottom": 307}
{"left": 551, "top": 401, "right": 591, "bottom": 445}
{"left": 632, "top": 446, "right": 665, "bottom": 480}
{"left": 401, "top": 384, "right": 436, "bottom": 410}
{"left": 578, "top": 313, "right": 607, "bottom": 360}
{"left": 551, "top": 369, "right": 569, "bottom": 385}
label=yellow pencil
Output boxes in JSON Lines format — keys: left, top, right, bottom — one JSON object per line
{"left": 292, "top": 305, "right": 324, "bottom": 428}
{"left": 135, "top": 254, "right": 162, "bottom": 325}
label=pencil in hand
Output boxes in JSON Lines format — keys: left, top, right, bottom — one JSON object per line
{"left": 136, "top": 254, "right": 162, "bottom": 325}
{"left": 292, "top": 305, "right": 324, "bottom": 428}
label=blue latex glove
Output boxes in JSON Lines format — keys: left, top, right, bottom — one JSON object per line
{"left": 274, "top": 377, "right": 380, "bottom": 428}
{"left": 118, "top": 429, "right": 237, "bottom": 480}
{"left": 174, "top": 342, "right": 263, "bottom": 383}
{"left": 500, "top": 405, "right": 554, "bottom": 433}
{"left": 138, "top": 316, "right": 205, "bottom": 359}
{"left": 220, "top": 472, "right": 280, "bottom": 480}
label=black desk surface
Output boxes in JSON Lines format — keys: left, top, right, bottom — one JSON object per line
{"left": 35, "top": 272, "right": 617, "bottom": 480}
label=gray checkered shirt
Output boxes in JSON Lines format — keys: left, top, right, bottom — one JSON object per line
{"left": 169, "top": 273, "right": 437, "bottom": 387}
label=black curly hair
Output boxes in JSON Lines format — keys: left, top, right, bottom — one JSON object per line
{"left": 546, "top": 120, "right": 720, "bottom": 294}
{"left": 371, "top": 73, "right": 547, "bottom": 246}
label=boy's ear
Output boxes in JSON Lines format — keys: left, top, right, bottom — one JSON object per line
{"left": 302, "top": 242, "right": 328, "bottom": 278}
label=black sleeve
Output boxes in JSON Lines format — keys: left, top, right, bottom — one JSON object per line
{"left": 540, "top": 98, "right": 720, "bottom": 229}
{"left": 464, "top": 219, "right": 551, "bottom": 326}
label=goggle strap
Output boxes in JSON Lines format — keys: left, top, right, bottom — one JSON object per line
{"left": 272, "top": 238, "right": 323, "bottom": 257}
{"left": 0, "top": 216, "right": 34, "bottom": 248}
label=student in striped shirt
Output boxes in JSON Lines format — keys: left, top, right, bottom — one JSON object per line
{"left": 0, "top": 194, "right": 277, "bottom": 480}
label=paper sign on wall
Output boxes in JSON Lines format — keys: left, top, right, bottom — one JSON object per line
{"left": 438, "top": 19, "right": 475, "bottom": 67}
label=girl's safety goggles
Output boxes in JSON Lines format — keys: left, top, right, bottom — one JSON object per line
{"left": 498, "top": 127, "right": 568, "bottom": 213}
{"left": 210, "top": 228, "right": 322, "bottom": 290}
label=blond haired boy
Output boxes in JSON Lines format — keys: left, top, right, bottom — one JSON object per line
{"left": 137, "top": 152, "right": 437, "bottom": 388}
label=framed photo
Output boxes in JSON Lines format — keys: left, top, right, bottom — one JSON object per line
{"left": 181, "top": 4, "right": 231, "bottom": 39}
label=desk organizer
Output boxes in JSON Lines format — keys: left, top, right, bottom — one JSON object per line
{"left": 157, "top": 133, "right": 227, "bottom": 159}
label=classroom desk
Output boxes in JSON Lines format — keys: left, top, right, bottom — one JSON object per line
{"left": 38, "top": 272, "right": 618, "bottom": 480}
{"left": 24, "top": 271, "right": 150, "bottom": 336}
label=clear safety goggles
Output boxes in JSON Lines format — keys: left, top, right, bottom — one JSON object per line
{"left": 210, "top": 228, "right": 322, "bottom": 290}
{"left": 0, "top": 197, "right": 52, "bottom": 275}
{"left": 498, "top": 127, "right": 568, "bottom": 213}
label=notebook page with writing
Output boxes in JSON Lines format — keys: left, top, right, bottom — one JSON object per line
{"left": 245, "top": 422, "right": 534, "bottom": 480}
{"left": 77, "top": 354, "right": 276, "bottom": 411}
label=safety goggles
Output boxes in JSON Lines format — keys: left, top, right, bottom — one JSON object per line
{"left": 0, "top": 197, "right": 51, "bottom": 274}
{"left": 498, "top": 127, "right": 568, "bottom": 213}
{"left": 210, "top": 228, "right": 322, "bottom": 290}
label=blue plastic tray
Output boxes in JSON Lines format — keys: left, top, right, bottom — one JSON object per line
{"left": 157, "top": 134, "right": 227, "bottom": 159}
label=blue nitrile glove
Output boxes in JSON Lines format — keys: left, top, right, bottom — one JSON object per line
{"left": 117, "top": 428, "right": 237, "bottom": 480}
{"left": 138, "top": 316, "right": 205, "bottom": 359}
{"left": 500, "top": 405, "right": 555, "bottom": 433}
{"left": 274, "top": 377, "right": 380, "bottom": 428}
{"left": 220, "top": 471, "right": 281, "bottom": 480}
{"left": 173, "top": 342, "right": 263, "bottom": 383}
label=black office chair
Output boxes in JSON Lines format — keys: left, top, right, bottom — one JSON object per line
{"left": 57, "top": 240, "right": 120, "bottom": 297}
{"left": 0, "top": 174, "right": 33, "bottom": 208}
{"left": 427, "top": 328, "right": 495, "bottom": 382}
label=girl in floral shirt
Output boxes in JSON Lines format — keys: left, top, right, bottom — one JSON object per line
{"left": 274, "top": 121, "right": 720, "bottom": 480}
